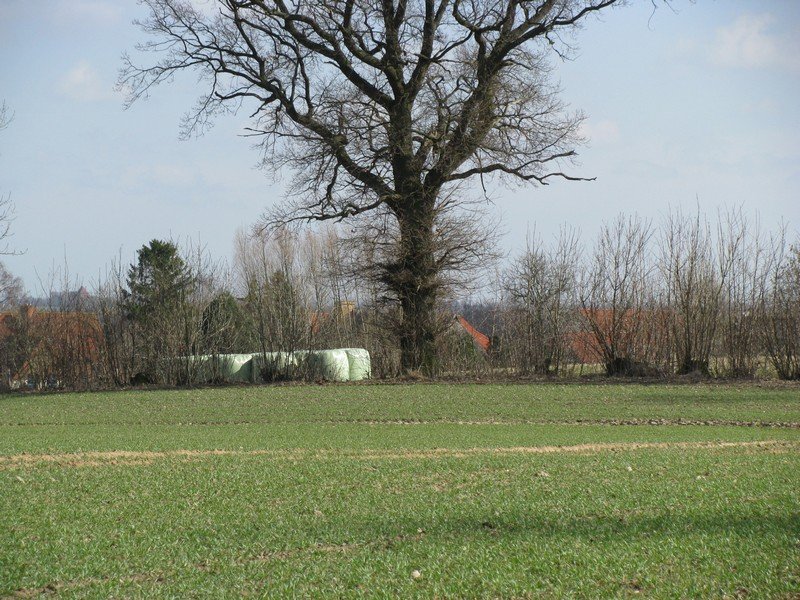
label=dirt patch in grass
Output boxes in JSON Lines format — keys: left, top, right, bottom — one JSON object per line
{"left": 1, "top": 440, "right": 796, "bottom": 470}
{"left": 351, "top": 440, "right": 798, "bottom": 461}
{"left": 344, "top": 418, "right": 800, "bottom": 428}
{"left": 0, "top": 449, "right": 305, "bottom": 470}
{"left": 9, "top": 572, "right": 164, "bottom": 598}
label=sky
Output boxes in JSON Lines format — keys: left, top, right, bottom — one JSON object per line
{"left": 1, "top": 0, "right": 798, "bottom": 294}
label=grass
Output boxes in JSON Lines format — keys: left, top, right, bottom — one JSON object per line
{"left": 1, "top": 383, "right": 799, "bottom": 598}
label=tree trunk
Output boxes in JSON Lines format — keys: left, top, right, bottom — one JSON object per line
{"left": 391, "top": 203, "right": 439, "bottom": 375}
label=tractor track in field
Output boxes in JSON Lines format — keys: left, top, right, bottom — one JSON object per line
{"left": 1, "top": 440, "right": 797, "bottom": 470}
{"left": 2, "top": 418, "right": 799, "bottom": 428}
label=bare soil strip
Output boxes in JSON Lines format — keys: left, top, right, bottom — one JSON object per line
{"left": 1, "top": 440, "right": 796, "bottom": 470}
{"left": 339, "top": 418, "right": 800, "bottom": 428}
{"left": 3, "top": 418, "right": 799, "bottom": 428}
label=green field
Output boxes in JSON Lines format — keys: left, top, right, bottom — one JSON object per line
{"left": 1, "top": 384, "right": 799, "bottom": 598}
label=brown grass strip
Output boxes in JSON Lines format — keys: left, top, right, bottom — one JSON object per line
{"left": 1, "top": 440, "right": 797, "bottom": 471}
{"left": 4, "top": 418, "right": 799, "bottom": 427}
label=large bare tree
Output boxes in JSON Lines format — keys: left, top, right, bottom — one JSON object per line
{"left": 120, "top": 0, "right": 619, "bottom": 373}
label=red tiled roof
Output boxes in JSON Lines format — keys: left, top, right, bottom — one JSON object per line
{"left": 455, "top": 315, "right": 491, "bottom": 353}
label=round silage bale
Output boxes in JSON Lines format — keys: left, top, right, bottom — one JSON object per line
{"left": 218, "top": 354, "right": 254, "bottom": 382}
{"left": 307, "top": 349, "right": 350, "bottom": 382}
{"left": 341, "top": 348, "right": 371, "bottom": 381}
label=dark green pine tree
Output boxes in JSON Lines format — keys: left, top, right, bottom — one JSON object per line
{"left": 125, "top": 240, "right": 194, "bottom": 324}
{"left": 124, "top": 240, "right": 196, "bottom": 383}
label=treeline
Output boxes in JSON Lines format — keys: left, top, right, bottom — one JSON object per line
{"left": 491, "top": 211, "right": 799, "bottom": 380}
{"left": 1, "top": 208, "right": 798, "bottom": 389}
{"left": 0, "top": 228, "right": 399, "bottom": 389}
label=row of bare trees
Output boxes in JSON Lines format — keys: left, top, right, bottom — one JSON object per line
{"left": 0, "top": 209, "right": 798, "bottom": 390}
{"left": 495, "top": 210, "right": 800, "bottom": 379}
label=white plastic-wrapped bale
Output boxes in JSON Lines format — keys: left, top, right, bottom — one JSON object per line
{"left": 307, "top": 349, "right": 350, "bottom": 382}
{"left": 342, "top": 348, "right": 371, "bottom": 381}
{"left": 217, "top": 354, "right": 255, "bottom": 382}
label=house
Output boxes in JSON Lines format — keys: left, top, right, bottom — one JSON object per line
{"left": 0, "top": 305, "right": 104, "bottom": 388}
{"left": 310, "top": 300, "right": 357, "bottom": 335}
{"left": 454, "top": 314, "right": 491, "bottom": 353}
{"left": 567, "top": 307, "right": 671, "bottom": 366}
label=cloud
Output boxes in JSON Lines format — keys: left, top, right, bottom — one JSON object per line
{"left": 710, "top": 14, "right": 800, "bottom": 72}
{"left": 580, "top": 119, "right": 620, "bottom": 145}
{"left": 58, "top": 61, "right": 116, "bottom": 102}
